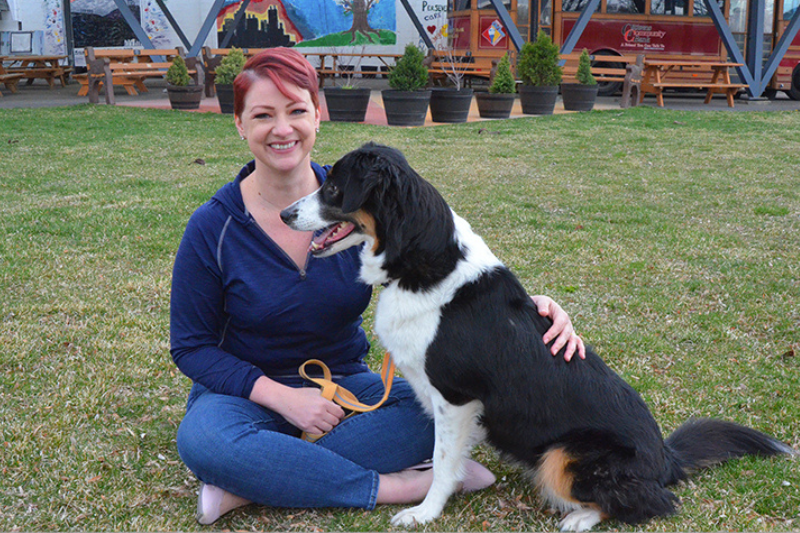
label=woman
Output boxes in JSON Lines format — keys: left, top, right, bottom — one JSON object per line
{"left": 170, "top": 47, "right": 585, "bottom": 525}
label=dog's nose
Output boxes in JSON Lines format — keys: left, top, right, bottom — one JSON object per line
{"left": 280, "top": 207, "right": 297, "bottom": 225}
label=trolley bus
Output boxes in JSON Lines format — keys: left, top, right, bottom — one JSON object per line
{"left": 445, "top": 0, "right": 800, "bottom": 98}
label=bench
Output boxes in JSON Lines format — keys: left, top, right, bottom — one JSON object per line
{"left": 305, "top": 52, "right": 401, "bottom": 88}
{"left": 426, "top": 52, "right": 498, "bottom": 87}
{"left": 201, "top": 47, "right": 267, "bottom": 96}
{"left": 0, "top": 65, "right": 25, "bottom": 96}
{"left": 560, "top": 53, "right": 642, "bottom": 86}
{"left": 75, "top": 47, "right": 202, "bottom": 104}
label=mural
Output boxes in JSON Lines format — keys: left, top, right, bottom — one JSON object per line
{"left": 44, "top": 0, "right": 68, "bottom": 54}
{"left": 216, "top": 0, "right": 397, "bottom": 48}
{"left": 142, "top": 0, "right": 172, "bottom": 47}
{"left": 70, "top": 0, "right": 140, "bottom": 48}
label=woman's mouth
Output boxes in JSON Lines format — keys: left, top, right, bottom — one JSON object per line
{"left": 270, "top": 141, "right": 297, "bottom": 151}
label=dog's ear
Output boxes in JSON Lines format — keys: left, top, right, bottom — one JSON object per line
{"left": 340, "top": 150, "right": 385, "bottom": 213}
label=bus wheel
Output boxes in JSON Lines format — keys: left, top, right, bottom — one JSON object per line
{"left": 789, "top": 65, "right": 800, "bottom": 101}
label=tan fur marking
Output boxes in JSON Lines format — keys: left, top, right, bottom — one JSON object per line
{"left": 352, "top": 210, "right": 379, "bottom": 253}
{"left": 536, "top": 448, "right": 578, "bottom": 505}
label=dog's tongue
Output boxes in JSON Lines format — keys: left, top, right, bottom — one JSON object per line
{"left": 310, "top": 221, "right": 355, "bottom": 253}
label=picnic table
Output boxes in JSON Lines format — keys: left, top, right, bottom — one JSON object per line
{"left": 302, "top": 52, "right": 401, "bottom": 87}
{"left": 1, "top": 54, "right": 72, "bottom": 89}
{"left": 640, "top": 60, "right": 746, "bottom": 108}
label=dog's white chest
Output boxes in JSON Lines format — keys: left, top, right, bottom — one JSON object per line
{"left": 374, "top": 286, "right": 441, "bottom": 368}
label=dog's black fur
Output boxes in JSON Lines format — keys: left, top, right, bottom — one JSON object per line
{"left": 283, "top": 143, "right": 794, "bottom": 527}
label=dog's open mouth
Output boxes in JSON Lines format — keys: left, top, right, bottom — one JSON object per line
{"left": 310, "top": 221, "right": 355, "bottom": 254}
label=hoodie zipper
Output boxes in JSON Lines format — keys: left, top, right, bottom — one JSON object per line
{"left": 247, "top": 211, "right": 310, "bottom": 280}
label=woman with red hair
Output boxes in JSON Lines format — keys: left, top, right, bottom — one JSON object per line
{"left": 170, "top": 47, "right": 585, "bottom": 524}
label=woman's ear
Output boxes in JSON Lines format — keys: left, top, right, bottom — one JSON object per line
{"left": 234, "top": 115, "right": 246, "bottom": 140}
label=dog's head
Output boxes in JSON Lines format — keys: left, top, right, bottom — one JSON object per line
{"left": 281, "top": 143, "right": 460, "bottom": 287}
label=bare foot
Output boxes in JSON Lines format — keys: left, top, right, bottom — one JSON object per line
{"left": 376, "top": 467, "right": 434, "bottom": 504}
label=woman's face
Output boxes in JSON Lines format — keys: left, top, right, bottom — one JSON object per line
{"left": 234, "top": 76, "right": 321, "bottom": 177}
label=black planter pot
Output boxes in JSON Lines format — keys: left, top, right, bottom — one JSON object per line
{"left": 167, "top": 84, "right": 204, "bottom": 110}
{"left": 429, "top": 88, "right": 473, "bottom": 123}
{"left": 215, "top": 83, "right": 234, "bottom": 114}
{"left": 324, "top": 87, "right": 372, "bottom": 122}
{"left": 518, "top": 85, "right": 559, "bottom": 115}
{"left": 381, "top": 89, "right": 431, "bottom": 126}
{"left": 475, "top": 92, "right": 515, "bottom": 119}
{"left": 561, "top": 83, "right": 599, "bottom": 112}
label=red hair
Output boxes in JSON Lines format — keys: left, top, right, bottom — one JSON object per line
{"left": 233, "top": 47, "right": 319, "bottom": 117}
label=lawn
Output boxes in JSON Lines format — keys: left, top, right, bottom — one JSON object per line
{"left": 0, "top": 104, "right": 797, "bottom": 532}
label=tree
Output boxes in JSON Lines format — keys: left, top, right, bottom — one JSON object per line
{"left": 337, "top": 0, "right": 380, "bottom": 42}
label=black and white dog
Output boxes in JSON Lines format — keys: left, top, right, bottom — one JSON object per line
{"left": 281, "top": 143, "right": 794, "bottom": 530}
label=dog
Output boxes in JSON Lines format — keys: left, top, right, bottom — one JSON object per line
{"left": 281, "top": 143, "right": 795, "bottom": 530}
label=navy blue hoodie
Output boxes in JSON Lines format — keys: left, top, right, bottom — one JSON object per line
{"left": 170, "top": 161, "right": 372, "bottom": 398}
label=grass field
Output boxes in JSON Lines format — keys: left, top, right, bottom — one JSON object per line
{"left": 0, "top": 104, "right": 798, "bottom": 532}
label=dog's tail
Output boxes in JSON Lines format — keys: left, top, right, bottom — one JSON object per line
{"left": 663, "top": 417, "right": 795, "bottom": 485}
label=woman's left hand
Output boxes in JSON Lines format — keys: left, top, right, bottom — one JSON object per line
{"left": 531, "top": 295, "right": 586, "bottom": 362}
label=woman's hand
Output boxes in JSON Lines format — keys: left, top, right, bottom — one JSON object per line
{"left": 531, "top": 295, "right": 586, "bottom": 362}
{"left": 250, "top": 376, "right": 345, "bottom": 434}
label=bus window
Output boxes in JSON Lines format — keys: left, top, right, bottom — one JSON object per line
{"left": 607, "top": 0, "right": 645, "bottom": 13}
{"left": 540, "top": 0, "right": 552, "bottom": 25}
{"left": 652, "top": 0, "right": 689, "bottom": 15}
{"left": 477, "top": 0, "right": 511, "bottom": 8}
{"left": 786, "top": 0, "right": 799, "bottom": 18}
{"left": 562, "top": 0, "right": 600, "bottom": 11}
{"left": 693, "top": 0, "right": 725, "bottom": 16}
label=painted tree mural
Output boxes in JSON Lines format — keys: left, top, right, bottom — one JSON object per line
{"left": 337, "top": 0, "right": 380, "bottom": 42}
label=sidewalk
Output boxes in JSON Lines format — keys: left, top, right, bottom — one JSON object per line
{"left": 2, "top": 78, "right": 798, "bottom": 121}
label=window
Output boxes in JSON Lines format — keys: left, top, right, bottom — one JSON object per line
{"left": 607, "top": 0, "right": 645, "bottom": 13}
{"left": 563, "top": 0, "right": 600, "bottom": 12}
{"left": 693, "top": 0, "right": 725, "bottom": 16}
{"left": 785, "top": 0, "right": 799, "bottom": 19}
{"left": 651, "top": 0, "right": 689, "bottom": 15}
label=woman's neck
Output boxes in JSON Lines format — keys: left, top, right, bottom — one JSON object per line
{"left": 245, "top": 160, "right": 319, "bottom": 212}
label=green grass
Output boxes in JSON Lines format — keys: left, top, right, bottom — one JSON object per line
{"left": 0, "top": 104, "right": 798, "bottom": 531}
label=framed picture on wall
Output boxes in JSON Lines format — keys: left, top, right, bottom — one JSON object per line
{"left": 10, "top": 32, "right": 33, "bottom": 54}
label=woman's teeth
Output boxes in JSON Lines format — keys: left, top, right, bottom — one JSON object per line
{"left": 272, "top": 141, "right": 296, "bottom": 150}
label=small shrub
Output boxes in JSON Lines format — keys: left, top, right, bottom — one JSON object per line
{"left": 215, "top": 48, "right": 246, "bottom": 86}
{"left": 166, "top": 56, "right": 192, "bottom": 86}
{"left": 489, "top": 53, "right": 516, "bottom": 94}
{"left": 517, "top": 30, "right": 562, "bottom": 86}
{"left": 576, "top": 49, "right": 597, "bottom": 85}
{"left": 388, "top": 44, "right": 429, "bottom": 91}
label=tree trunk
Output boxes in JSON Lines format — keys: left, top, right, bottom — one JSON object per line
{"left": 347, "top": 0, "right": 379, "bottom": 42}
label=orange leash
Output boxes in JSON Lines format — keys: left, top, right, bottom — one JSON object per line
{"left": 298, "top": 352, "right": 396, "bottom": 442}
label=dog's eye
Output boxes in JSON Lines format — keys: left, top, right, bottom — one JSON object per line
{"left": 325, "top": 183, "right": 341, "bottom": 202}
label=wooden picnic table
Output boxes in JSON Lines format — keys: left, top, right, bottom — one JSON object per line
{"left": 640, "top": 59, "right": 746, "bottom": 108}
{"left": 1, "top": 54, "right": 72, "bottom": 89}
{"left": 302, "top": 52, "right": 401, "bottom": 87}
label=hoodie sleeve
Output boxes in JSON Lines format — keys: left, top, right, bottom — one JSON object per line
{"left": 170, "top": 204, "right": 264, "bottom": 398}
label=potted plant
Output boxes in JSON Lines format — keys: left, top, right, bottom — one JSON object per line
{"left": 382, "top": 44, "right": 431, "bottom": 126}
{"left": 166, "top": 55, "right": 204, "bottom": 110}
{"left": 561, "top": 48, "right": 599, "bottom": 112}
{"left": 516, "top": 30, "right": 562, "bottom": 115}
{"left": 214, "top": 48, "right": 246, "bottom": 114}
{"left": 323, "top": 47, "right": 372, "bottom": 122}
{"left": 475, "top": 52, "right": 516, "bottom": 119}
{"left": 428, "top": 26, "right": 474, "bottom": 123}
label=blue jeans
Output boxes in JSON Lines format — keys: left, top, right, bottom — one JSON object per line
{"left": 176, "top": 371, "right": 435, "bottom": 510}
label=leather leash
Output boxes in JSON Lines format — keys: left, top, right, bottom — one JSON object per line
{"left": 298, "top": 352, "right": 395, "bottom": 442}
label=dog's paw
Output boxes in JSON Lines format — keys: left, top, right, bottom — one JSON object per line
{"left": 559, "top": 508, "right": 603, "bottom": 532}
{"left": 390, "top": 504, "right": 441, "bottom": 528}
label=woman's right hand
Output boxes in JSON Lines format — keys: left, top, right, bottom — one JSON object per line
{"left": 249, "top": 376, "right": 345, "bottom": 434}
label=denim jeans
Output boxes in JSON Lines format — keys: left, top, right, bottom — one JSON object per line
{"left": 176, "top": 371, "right": 435, "bottom": 510}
